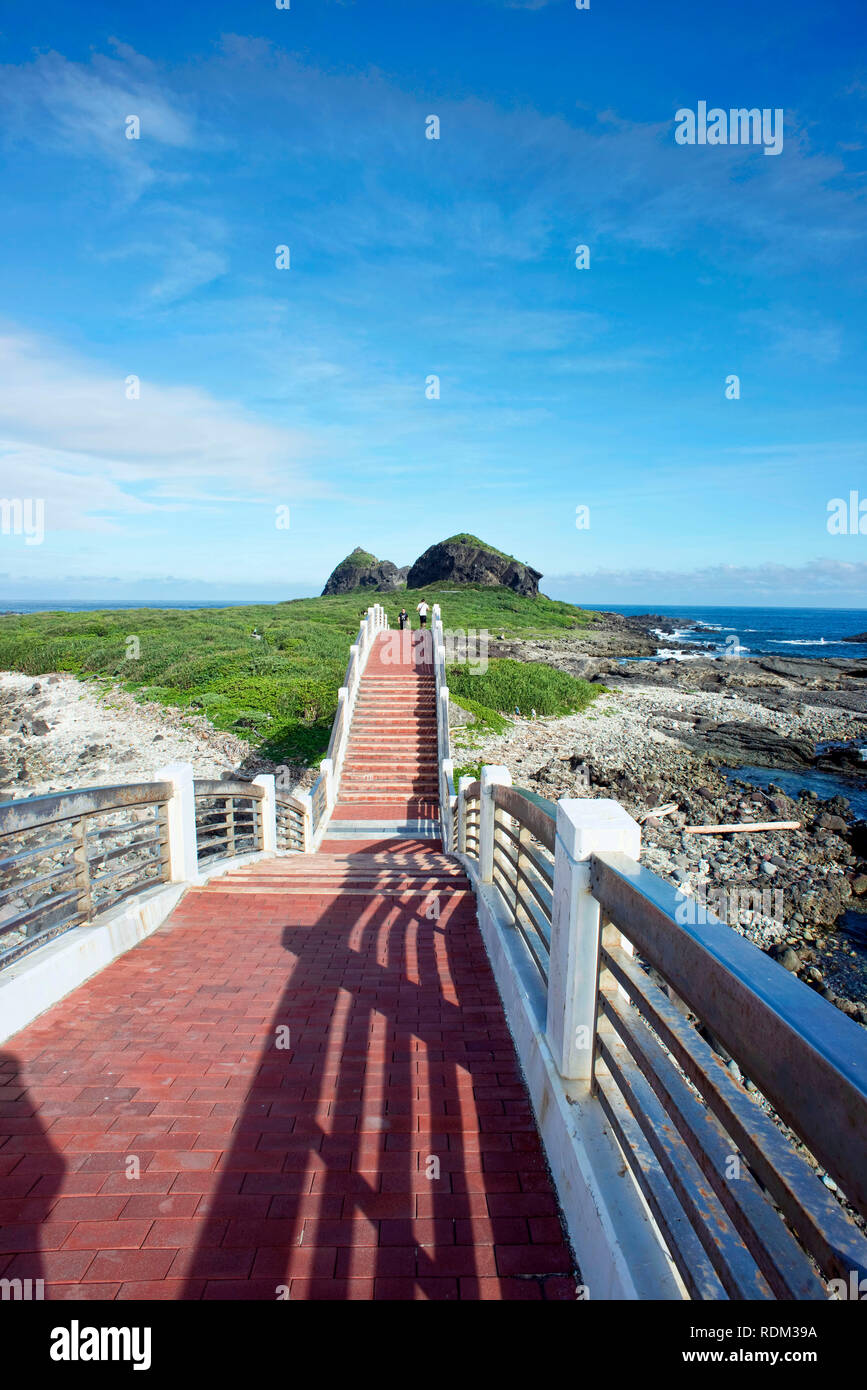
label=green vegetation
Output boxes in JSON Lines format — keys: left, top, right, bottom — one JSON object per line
{"left": 447, "top": 658, "right": 604, "bottom": 718}
{"left": 0, "top": 587, "right": 598, "bottom": 766}
{"left": 342, "top": 548, "right": 379, "bottom": 566}
{"left": 453, "top": 761, "right": 483, "bottom": 785}
{"left": 441, "top": 533, "right": 515, "bottom": 561}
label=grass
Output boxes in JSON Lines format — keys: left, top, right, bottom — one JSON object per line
{"left": 446, "top": 657, "right": 604, "bottom": 718}
{"left": 440, "top": 533, "right": 515, "bottom": 562}
{"left": 0, "top": 587, "right": 599, "bottom": 767}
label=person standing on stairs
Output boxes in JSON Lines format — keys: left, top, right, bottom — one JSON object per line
{"left": 399, "top": 607, "right": 409, "bottom": 630}
{"left": 416, "top": 600, "right": 430, "bottom": 628}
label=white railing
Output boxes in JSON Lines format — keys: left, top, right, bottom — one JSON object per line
{"left": 306, "top": 601, "right": 389, "bottom": 848}
{"left": 430, "top": 602, "right": 456, "bottom": 849}
{"left": 455, "top": 766, "right": 867, "bottom": 1300}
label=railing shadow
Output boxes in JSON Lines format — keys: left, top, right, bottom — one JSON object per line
{"left": 0, "top": 1050, "right": 65, "bottom": 1296}
{"left": 179, "top": 882, "right": 525, "bottom": 1299}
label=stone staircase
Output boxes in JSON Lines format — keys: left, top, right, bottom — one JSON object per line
{"left": 325, "top": 630, "right": 441, "bottom": 850}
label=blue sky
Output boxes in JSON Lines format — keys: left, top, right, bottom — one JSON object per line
{"left": 0, "top": 0, "right": 865, "bottom": 606}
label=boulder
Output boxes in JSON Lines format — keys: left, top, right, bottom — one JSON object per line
{"left": 407, "top": 534, "right": 542, "bottom": 597}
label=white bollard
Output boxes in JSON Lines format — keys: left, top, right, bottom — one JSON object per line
{"left": 479, "top": 765, "right": 511, "bottom": 883}
{"left": 252, "top": 773, "right": 277, "bottom": 854}
{"left": 546, "top": 799, "right": 641, "bottom": 1081}
{"left": 155, "top": 762, "right": 198, "bottom": 883}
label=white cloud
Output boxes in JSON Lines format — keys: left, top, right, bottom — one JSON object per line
{"left": 549, "top": 558, "right": 867, "bottom": 595}
{"left": 0, "top": 329, "right": 320, "bottom": 528}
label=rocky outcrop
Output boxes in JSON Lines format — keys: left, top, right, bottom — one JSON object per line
{"left": 665, "top": 719, "right": 815, "bottom": 770}
{"left": 321, "top": 548, "right": 407, "bottom": 596}
{"left": 406, "top": 534, "right": 542, "bottom": 596}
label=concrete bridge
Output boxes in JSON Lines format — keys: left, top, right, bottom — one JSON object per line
{"left": 1, "top": 605, "right": 865, "bottom": 1300}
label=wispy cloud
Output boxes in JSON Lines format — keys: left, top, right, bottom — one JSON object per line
{"left": 0, "top": 329, "right": 321, "bottom": 527}
{"left": 550, "top": 558, "right": 867, "bottom": 596}
{"left": 0, "top": 42, "right": 195, "bottom": 198}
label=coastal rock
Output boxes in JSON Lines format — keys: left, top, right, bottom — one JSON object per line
{"left": 321, "top": 547, "right": 407, "bottom": 596}
{"left": 406, "top": 534, "right": 542, "bottom": 597}
{"left": 670, "top": 719, "right": 814, "bottom": 770}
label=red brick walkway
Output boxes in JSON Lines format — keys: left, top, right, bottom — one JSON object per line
{"left": 0, "top": 857, "right": 577, "bottom": 1300}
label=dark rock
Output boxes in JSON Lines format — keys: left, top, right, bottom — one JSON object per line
{"left": 407, "top": 534, "right": 542, "bottom": 597}
{"left": 813, "top": 812, "right": 848, "bottom": 834}
{"left": 669, "top": 719, "right": 814, "bottom": 770}
{"left": 770, "top": 945, "right": 802, "bottom": 972}
{"left": 322, "top": 547, "right": 406, "bottom": 596}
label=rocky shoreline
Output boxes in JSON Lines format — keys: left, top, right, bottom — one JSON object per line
{"left": 455, "top": 614, "right": 867, "bottom": 1023}
{"left": 0, "top": 672, "right": 310, "bottom": 799}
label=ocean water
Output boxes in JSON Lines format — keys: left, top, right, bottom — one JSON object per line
{"left": 0, "top": 600, "right": 272, "bottom": 614}
{"left": 592, "top": 604, "right": 867, "bottom": 663}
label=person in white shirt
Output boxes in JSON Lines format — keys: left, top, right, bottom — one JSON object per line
{"left": 416, "top": 601, "right": 430, "bottom": 627}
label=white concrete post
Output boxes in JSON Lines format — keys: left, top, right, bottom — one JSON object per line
{"left": 479, "top": 765, "right": 511, "bottom": 883}
{"left": 252, "top": 773, "right": 277, "bottom": 854}
{"left": 319, "top": 757, "right": 335, "bottom": 810}
{"left": 457, "top": 775, "right": 473, "bottom": 854}
{"left": 155, "top": 761, "right": 198, "bottom": 883}
{"left": 546, "top": 799, "right": 641, "bottom": 1081}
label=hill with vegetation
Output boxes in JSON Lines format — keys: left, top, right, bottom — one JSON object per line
{"left": 0, "top": 586, "right": 599, "bottom": 766}
{"left": 407, "top": 534, "right": 542, "bottom": 596}
{"left": 321, "top": 547, "right": 408, "bottom": 596}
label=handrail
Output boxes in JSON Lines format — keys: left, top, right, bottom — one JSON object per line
{"left": 590, "top": 849, "right": 867, "bottom": 1230}
{"left": 193, "top": 778, "right": 263, "bottom": 800}
{"left": 193, "top": 779, "right": 264, "bottom": 800}
{"left": 455, "top": 766, "right": 867, "bottom": 1300}
{"left": 0, "top": 780, "right": 173, "bottom": 970}
{"left": 493, "top": 783, "right": 555, "bottom": 852}
{"left": 0, "top": 783, "right": 172, "bottom": 834}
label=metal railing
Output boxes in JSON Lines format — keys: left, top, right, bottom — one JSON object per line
{"left": 0, "top": 783, "right": 172, "bottom": 969}
{"left": 310, "top": 770, "right": 329, "bottom": 837}
{"left": 275, "top": 793, "right": 310, "bottom": 852}
{"left": 491, "top": 784, "right": 555, "bottom": 984}
{"left": 456, "top": 772, "right": 867, "bottom": 1301}
{"left": 589, "top": 851, "right": 867, "bottom": 1299}
{"left": 193, "top": 780, "right": 264, "bottom": 865}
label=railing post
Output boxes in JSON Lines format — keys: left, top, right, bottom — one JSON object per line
{"left": 479, "top": 765, "right": 511, "bottom": 884}
{"left": 155, "top": 762, "right": 198, "bottom": 882}
{"left": 253, "top": 774, "right": 277, "bottom": 853}
{"left": 457, "top": 775, "right": 472, "bottom": 853}
{"left": 441, "top": 756, "right": 455, "bottom": 850}
{"left": 70, "top": 816, "right": 93, "bottom": 923}
{"left": 333, "top": 687, "right": 349, "bottom": 766}
{"left": 546, "top": 798, "right": 640, "bottom": 1081}
{"left": 319, "top": 757, "right": 335, "bottom": 811}
{"left": 297, "top": 791, "right": 313, "bottom": 852}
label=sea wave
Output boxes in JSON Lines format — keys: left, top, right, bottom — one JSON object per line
{"left": 769, "top": 638, "right": 849, "bottom": 646}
